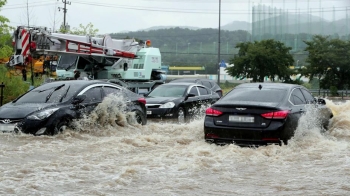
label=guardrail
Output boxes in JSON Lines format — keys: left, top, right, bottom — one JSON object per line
{"left": 309, "top": 89, "right": 350, "bottom": 99}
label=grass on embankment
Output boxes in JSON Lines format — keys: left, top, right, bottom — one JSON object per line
{"left": 0, "top": 65, "right": 43, "bottom": 105}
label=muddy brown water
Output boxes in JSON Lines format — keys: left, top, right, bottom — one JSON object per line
{"left": 0, "top": 98, "right": 349, "bottom": 195}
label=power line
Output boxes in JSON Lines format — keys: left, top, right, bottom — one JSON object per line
{"left": 2, "top": 2, "right": 56, "bottom": 10}
{"left": 2, "top": 1, "right": 349, "bottom": 14}
{"left": 4, "top": 0, "right": 53, "bottom": 7}
{"left": 72, "top": 1, "right": 349, "bottom": 14}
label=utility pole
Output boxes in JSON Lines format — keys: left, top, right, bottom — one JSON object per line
{"left": 217, "top": 0, "right": 221, "bottom": 84}
{"left": 58, "top": 0, "right": 71, "bottom": 32}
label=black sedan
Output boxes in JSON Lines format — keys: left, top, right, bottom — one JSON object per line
{"left": 0, "top": 80, "right": 147, "bottom": 136}
{"left": 145, "top": 83, "right": 220, "bottom": 122}
{"left": 204, "top": 83, "right": 333, "bottom": 146}
{"left": 169, "top": 78, "right": 223, "bottom": 97}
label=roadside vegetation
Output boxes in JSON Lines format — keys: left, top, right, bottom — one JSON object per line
{"left": 0, "top": 65, "right": 43, "bottom": 104}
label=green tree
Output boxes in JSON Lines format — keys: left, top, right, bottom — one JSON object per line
{"left": 68, "top": 22, "right": 99, "bottom": 36}
{"left": 226, "top": 39, "right": 294, "bottom": 82}
{"left": 0, "top": 0, "right": 13, "bottom": 59}
{"left": 303, "top": 35, "right": 350, "bottom": 89}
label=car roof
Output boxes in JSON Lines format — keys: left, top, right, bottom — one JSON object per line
{"left": 162, "top": 82, "right": 211, "bottom": 90}
{"left": 169, "top": 78, "right": 215, "bottom": 82}
{"left": 164, "top": 82, "right": 203, "bottom": 86}
{"left": 235, "top": 82, "right": 302, "bottom": 91}
{"left": 38, "top": 80, "right": 123, "bottom": 90}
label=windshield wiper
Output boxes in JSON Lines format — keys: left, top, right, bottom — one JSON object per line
{"left": 36, "top": 84, "right": 64, "bottom": 93}
{"left": 59, "top": 85, "right": 70, "bottom": 102}
{"left": 45, "top": 84, "right": 65, "bottom": 103}
{"left": 65, "top": 61, "right": 76, "bottom": 71}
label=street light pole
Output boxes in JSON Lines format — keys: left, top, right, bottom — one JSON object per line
{"left": 176, "top": 42, "right": 178, "bottom": 55}
{"left": 217, "top": 0, "right": 221, "bottom": 84}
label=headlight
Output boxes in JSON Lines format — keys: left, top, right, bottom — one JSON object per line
{"left": 27, "top": 108, "right": 59, "bottom": 120}
{"left": 159, "top": 102, "right": 175, "bottom": 108}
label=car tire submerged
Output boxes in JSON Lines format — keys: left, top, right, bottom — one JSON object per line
{"left": 52, "top": 119, "right": 71, "bottom": 135}
{"left": 133, "top": 109, "right": 147, "bottom": 125}
{"left": 177, "top": 107, "right": 186, "bottom": 123}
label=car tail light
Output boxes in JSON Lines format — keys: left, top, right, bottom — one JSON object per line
{"left": 205, "top": 107, "right": 223, "bottom": 116}
{"left": 216, "top": 90, "right": 223, "bottom": 97}
{"left": 262, "top": 138, "right": 280, "bottom": 141}
{"left": 261, "top": 110, "right": 289, "bottom": 119}
{"left": 206, "top": 133, "right": 219, "bottom": 138}
{"left": 138, "top": 97, "right": 146, "bottom": 105}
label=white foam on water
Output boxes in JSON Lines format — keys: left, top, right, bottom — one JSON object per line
{"left": 0, "top": 98, "right": 349, "bottom": 195}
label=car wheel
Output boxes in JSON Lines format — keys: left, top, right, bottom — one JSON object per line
{"left": 177, "top": 107, "right": 186, "bottom": 123}
{"left": 53, "top": 119, "right": 70, "bottom": 135}
{"left": 133, "top": 110, "right": 147, "bottom": 125}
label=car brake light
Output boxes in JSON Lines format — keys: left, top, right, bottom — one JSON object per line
{"left": 206, "top": 133, "right": 219, "bottom": 138}
{"left": 262, "top": 138, "right": 280, "bottom": 141}
{"left": 138, "top": 97, "right": 146, "bottom": 105}
{"left": 217, "top": 90, "right": 223, "bottom": 96}
{"left": 261, "top": 110, "right": 289, "bottom": 119}
{"left": 205, "top": 107, "right": 223, "bottom": 116}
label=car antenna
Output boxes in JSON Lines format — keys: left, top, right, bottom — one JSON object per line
{"left": 258, "top": 84, "right": 262, "bottom": 90}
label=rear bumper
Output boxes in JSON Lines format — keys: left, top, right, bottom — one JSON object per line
{"left": 204, "top": 116, "right": 287, "bottom": 146}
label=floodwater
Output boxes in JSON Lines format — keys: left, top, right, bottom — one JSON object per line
{"left": 0, "top": 98, "right": 349, "bottom": 196}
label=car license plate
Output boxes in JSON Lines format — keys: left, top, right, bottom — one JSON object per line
{"left": 0, "top": 124, "right": 16, "bottom": 132}
{"left": 229, "top": 115, "right": 254, "bottom": 123}
{"left": 147, "top": 111, "right": 152, "bottom": 115}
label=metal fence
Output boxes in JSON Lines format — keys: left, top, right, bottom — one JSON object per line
{"left": 309, "top": 89, "right": 350, "bottom": 99}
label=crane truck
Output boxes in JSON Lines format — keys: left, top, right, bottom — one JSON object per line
{"left": 8, "top": 26, "right": 166, "bottom": 94}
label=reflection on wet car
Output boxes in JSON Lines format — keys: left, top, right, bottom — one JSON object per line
{"left": 0, "top": 80, "right": 147, "bottom": 135}
{"left": 168, "top": 78, "right": 223, "bottom": 97}
{"left": 204, "top": 83, "right": 333, "bottom": 146}
{"left": 145, "top": 83, "right": 220, "bottom": 123}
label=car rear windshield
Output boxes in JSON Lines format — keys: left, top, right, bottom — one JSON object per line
{"left": 222, "top": 88, "right": 287, "bottom": 103}
{"left": 15, "top": 83, "right": 82, "bottom": 104}
{"left": 148, "top": 85, "right": 187, "bottom": 97}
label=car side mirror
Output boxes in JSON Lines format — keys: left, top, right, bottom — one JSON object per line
{"left": 185, "top": 93, "right": 196, "bottom": 101}
{"left": 72, "top": 94, "right": 86, "bottom": 104}
{"left": 317, "top": 98, "right": 326, "bottom": 105}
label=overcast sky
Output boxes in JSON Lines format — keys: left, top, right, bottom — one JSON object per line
{"left": 1, "top": 0, "right": 350, "bottom": 34}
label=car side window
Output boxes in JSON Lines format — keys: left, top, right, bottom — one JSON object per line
{"left": 202, "top": 81, "right": 212, "bottom": 88}
{"left": 189, "top": 86, "right": 199, "bottom": 96}
{"left": 198, "top": 86, "right": 209, "bottom": 95}
{"left": 103, "top": 86, "right": 121, "bottom": 97}
{"left": 82, "top": 87, "right": 102, "bottom": 103}
{"left": 300, "top": 88, "right": 315, "bottom": 103}
{"left": 290, "top": 88, "right": 306, "bottom": 105}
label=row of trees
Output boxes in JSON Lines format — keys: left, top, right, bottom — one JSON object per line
{"left": 0, "top": 0, "right": 13, "bottom": 59}
{"left": 227, "top": 36, "right": 350, "bottom": 90}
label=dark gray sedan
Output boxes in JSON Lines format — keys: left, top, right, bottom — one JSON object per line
{"left": 145, "top": 83, "right": 220, "bottom": 122}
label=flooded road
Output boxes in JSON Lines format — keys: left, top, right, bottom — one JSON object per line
{"left": 0, "top": 100, "right": 349, "bottom": 195}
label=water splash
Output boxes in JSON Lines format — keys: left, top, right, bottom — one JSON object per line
{"left": 71, "top": 94, "right": 143, "bottom": 136}
{"left": 325, "top": 99, "right": 350, "bottom": 140}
